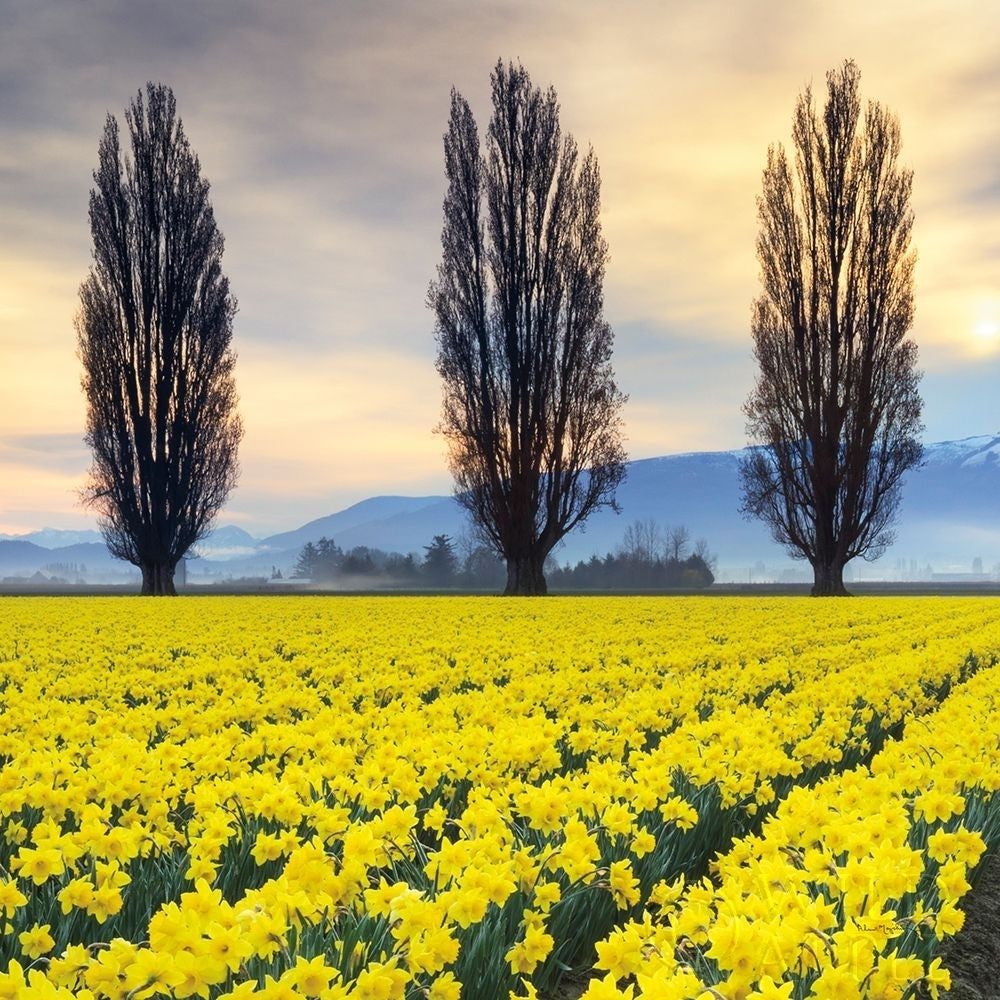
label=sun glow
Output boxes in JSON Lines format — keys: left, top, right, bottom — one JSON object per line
{"left": 965, "top": 300, "right": 1000, "bottom": 356}
{"left": 973, "top": 318, "right": 999, "bottom": 344}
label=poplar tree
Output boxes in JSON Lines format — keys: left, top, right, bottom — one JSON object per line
{"left": 78, "top": 83, "right": 241, "bottom": 595}
{"left": 430, "top": 61, "right": 627, "bottom": 595}
{"left": 741, "top": 61, "right": 922, "bottom": 595}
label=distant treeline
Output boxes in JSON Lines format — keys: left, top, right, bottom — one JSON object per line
{"left": 547, "top": 552, "right": 714, "bottom": 591}
{"left": 293, "top": 535, "right": 505, "bottom": 590}
{"left": 293, "top": 520, "right": 715, "bottom": 591}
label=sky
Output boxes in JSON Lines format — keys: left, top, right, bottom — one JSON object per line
{"left": 1, "top": 0, "right": 998, "bottom": 537}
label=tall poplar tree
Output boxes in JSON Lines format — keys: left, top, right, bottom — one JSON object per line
{"left": 741, "top": 61, "right": 923, "bottom": 595}
{"left": 78, "top": 83, "right": 241, "bottom": 595}
{"left": 430, "top": 61, "right": 627, "bottom": 595}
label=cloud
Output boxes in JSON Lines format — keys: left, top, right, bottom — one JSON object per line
{"left": 1, "top": 0, "right": 998, "bottom": 533}
{"left": 0, "top": 432, "right": 86, "bottom": 461}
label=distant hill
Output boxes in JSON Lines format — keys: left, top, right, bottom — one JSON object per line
{"left": 0, "top": 538, "right": 131, "bottom": 584}
{"left": 190, "top": 525, "right": 260, "bottom": 560}
{"left": 0, "top": 527, "right": 105, "bottom": 548}
{"left": 2, "top": 435, "right": 998, "bottom": 584}
{"left": 258, "top": 496, "right": 454, "bottom": 555}
{"left": 257, "top": 435, "right": 1000, "bottom": 581}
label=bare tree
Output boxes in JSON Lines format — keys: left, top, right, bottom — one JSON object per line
{"left": 740, "top": 60, "right": 922, "bottom": 596}
{"left": 430, "top": 60, "right": 627, "bottom": 595}
{"left": 77, "top": 83, "right": 242, "bottom": 596}
{"left": 620, "top": 518, "right": 664, "bottom": 564}
{"left": 667, "top": 525, "right": 691, "bottom": 562}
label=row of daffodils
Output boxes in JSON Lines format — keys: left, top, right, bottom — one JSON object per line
{"left": 0, "top": 596, "right": 997, "bottom": 999}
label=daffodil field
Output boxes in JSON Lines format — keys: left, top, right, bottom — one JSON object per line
{"left": 1, "top": 597, "right": 999, "bottom": 1000}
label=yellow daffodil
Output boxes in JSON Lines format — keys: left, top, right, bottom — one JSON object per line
{"left": 17, "top": 922, "right": 54, "bottom": 959}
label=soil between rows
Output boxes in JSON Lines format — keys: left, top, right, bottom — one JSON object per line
{"left": 939, "top": 847, "right": 1000, "bottom": 999}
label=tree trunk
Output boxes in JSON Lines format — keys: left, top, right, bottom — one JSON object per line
{"left": 140, "top": 561, "right": 178, "bottom": 596}
{"left": 504, "top": 555, "right": 547, "bottom": 595}
{"left": 811, "top": 560, "right": 850, "bottom": 597}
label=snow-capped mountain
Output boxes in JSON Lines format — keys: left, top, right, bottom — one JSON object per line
{"left": 189, "top": 525, "right": 261, "bottom": 560}
{"left": 0, "top": 527, "right": 105, "bottom": 547}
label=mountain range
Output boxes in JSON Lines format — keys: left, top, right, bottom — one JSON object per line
{"left": 3, "top": 434, "right": 999, "bottom": 585}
